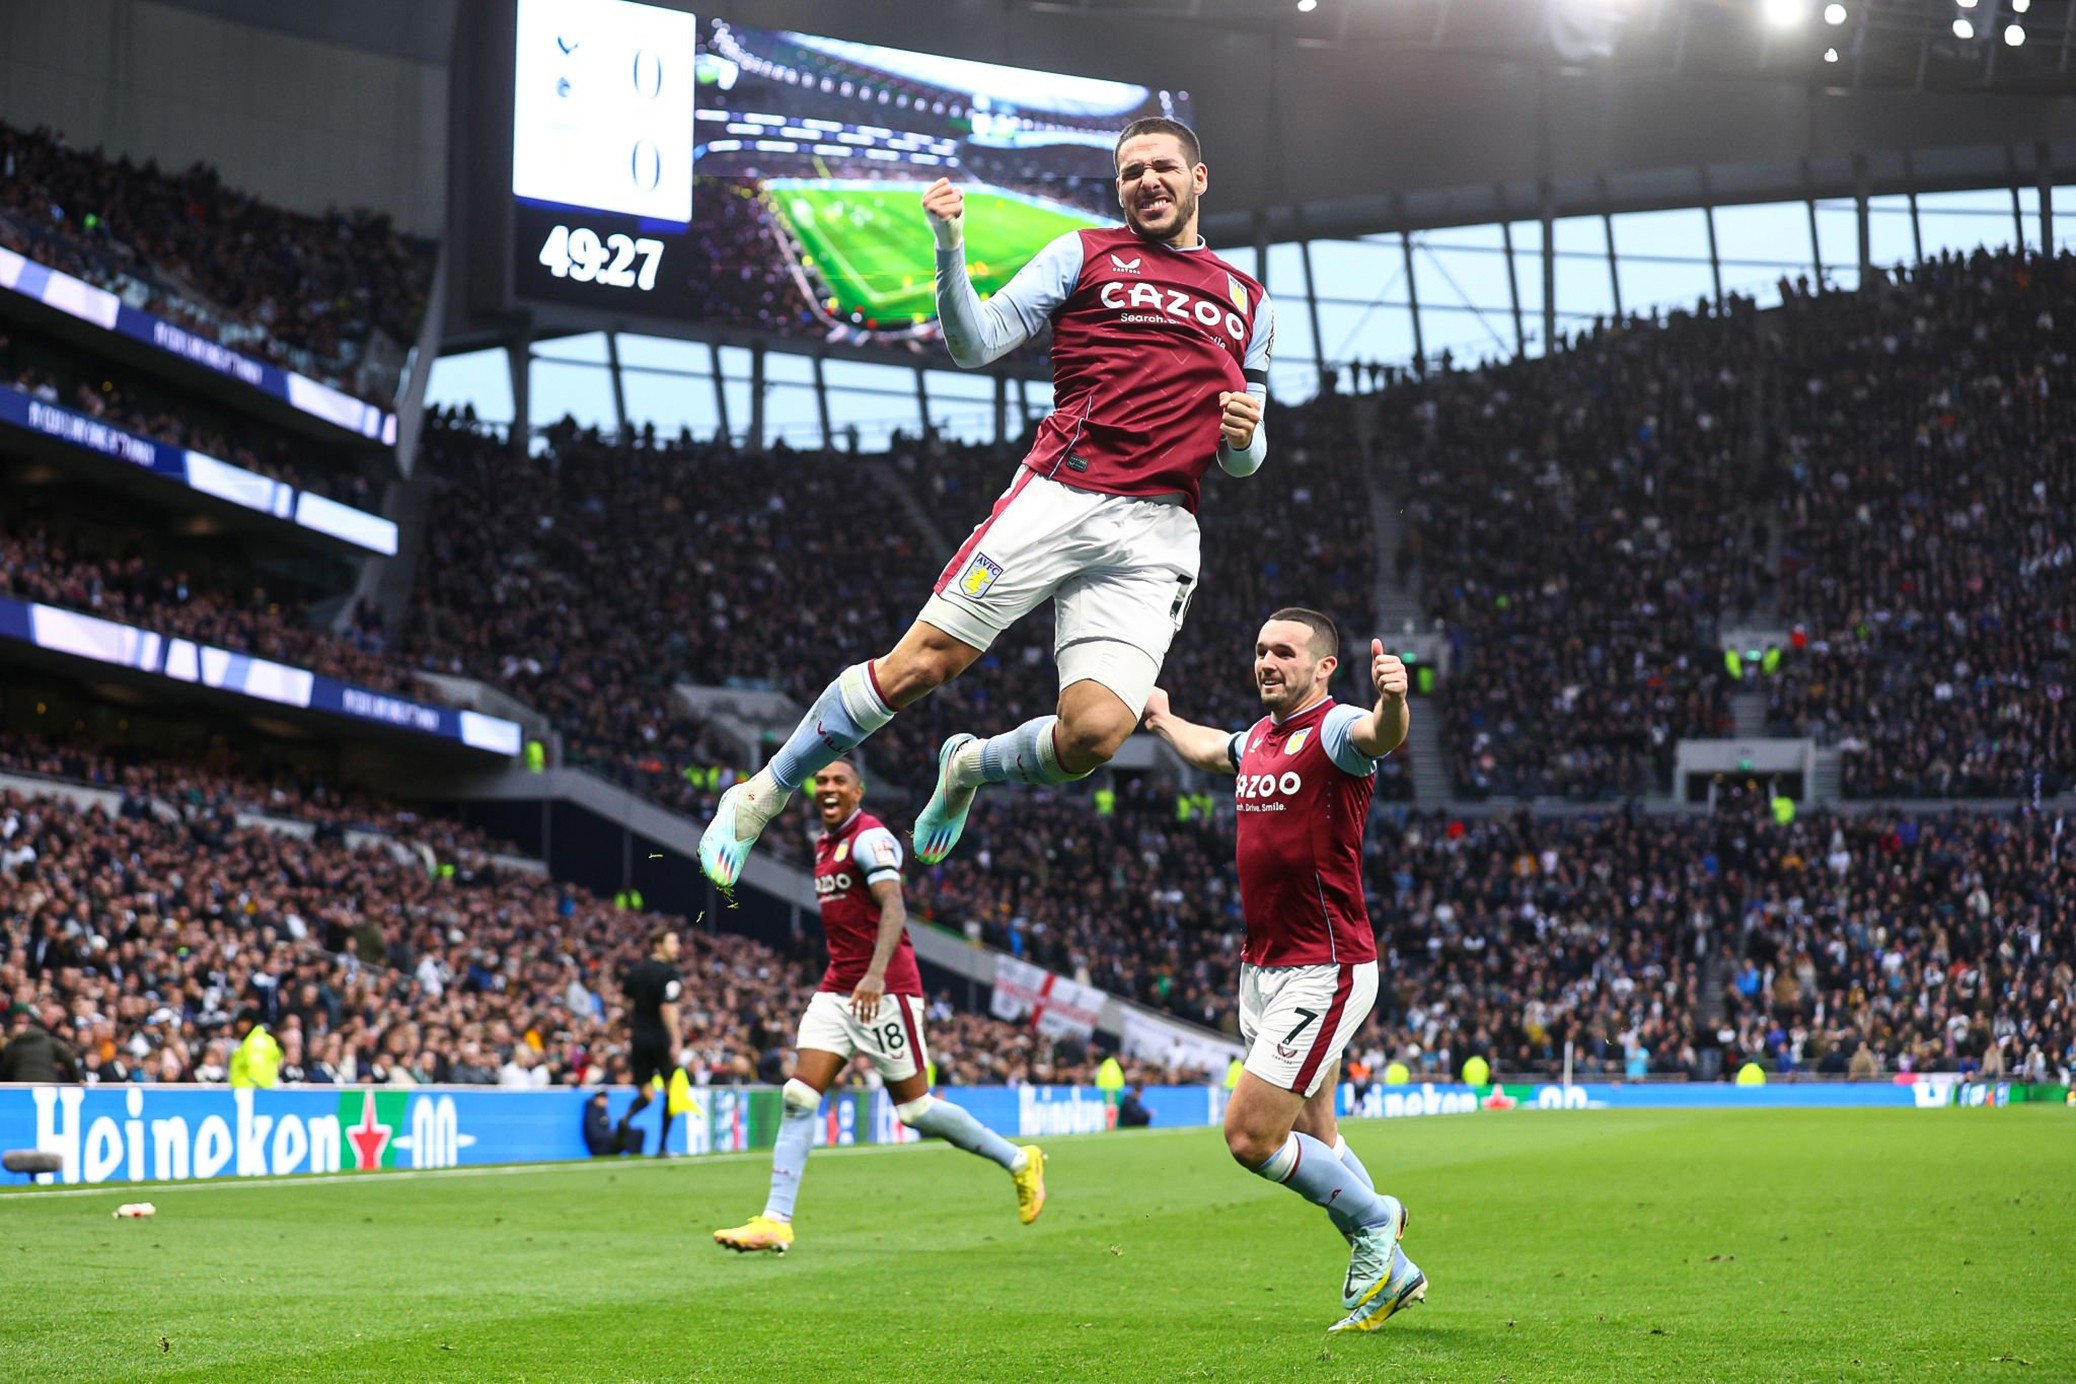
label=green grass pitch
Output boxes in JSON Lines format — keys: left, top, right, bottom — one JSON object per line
{"left": 766, "top": 179, "right": 1109, "bottom": 325}
{"left": 3, "top": 1107, "right": 2070, "bottom": 1381}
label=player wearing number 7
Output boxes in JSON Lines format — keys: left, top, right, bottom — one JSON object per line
{"left": 712, "top": 758, "right": 1044, "bottom": 1255}
{"left": 698, "top": 116, "right": 1273, "bottom": 889}
{"left": 1141, "top": 609, "right": 1426, "bottom": 1334}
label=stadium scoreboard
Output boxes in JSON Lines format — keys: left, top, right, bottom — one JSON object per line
{"left": 508, "top": 0, "right": 1190, "bottom": 345}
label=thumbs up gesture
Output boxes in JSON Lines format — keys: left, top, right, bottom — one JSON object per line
{"left": 1372, "top": 638, "right": 1408, "bottom": 704}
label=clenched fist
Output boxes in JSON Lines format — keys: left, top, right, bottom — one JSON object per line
{"left": 921, "top": 177, "right": 964, "bottom": 248}
{"left": 1218, "top": 390, "right": 1262, "bottom": 451}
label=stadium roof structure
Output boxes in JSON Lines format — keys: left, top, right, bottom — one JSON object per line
{"left": 139, "top": 0, "right": 2076, "bottom": 247}
{"left": 118, "top": 0, "right": 2058, "bottom": 364}
{"left": 443, "top": 0, "right": 2075, "bottom": 322}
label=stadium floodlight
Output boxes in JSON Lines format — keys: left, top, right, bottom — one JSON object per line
{"left": 1823, "top": 3, "right": 1847, "bottom": 24}
{"left": 2012, "top": 0, "right": 2030, "bottom": 12}
{"left": 1823, "top": 45, "right": 1840, "bottom": 61}
{"left": 1954, "top": 0, "right": 1975, "bottom": 8}
{"left": 1953, "top": 16, "right": 1974, "bottom": 37}
{"left": 1296, "top": 0, "right": 1317, "bottom": 10}
{"left": 2004, "top": 22, "right": 2025, "bottom": 43}
{"left": 1760, "top": 0, "right": 1806, "bottom": 28}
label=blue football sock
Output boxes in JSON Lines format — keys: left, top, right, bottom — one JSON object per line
{"left": 1253, "top": 1132, "right": 1394, "bottom": 1231}
{"left": 901, "top": 1095, "right": 1025, "bottom": 1172}
{"left": 761, "top": 1101, "right": 817, "bottom": 1221}
{"left": 767, "top": 663, "right": 894, "bottom": 792}
{"left": 971, "top": 715, "right": 1084, "bottom": 787}
{"left": 1334, "top": 1134, "right": 1376, "bottom": 1191}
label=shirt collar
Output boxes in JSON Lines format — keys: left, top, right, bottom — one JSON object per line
{"left": 1270, "top": 694, "right": 1331, "bottom": 727}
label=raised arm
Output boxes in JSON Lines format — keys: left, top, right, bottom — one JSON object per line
{"left": 925, "top": 178, "right": 1083, "bottom": 368}
{"left": 1342, "top": 639, "right": 1411, "bottom": 758}
{"left": 1141, "top": 687, "right": 1243, "bottom": 776}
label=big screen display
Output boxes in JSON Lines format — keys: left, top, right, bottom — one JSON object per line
{"left": 510, "top": 1, "right": 1192, "bottom": 344}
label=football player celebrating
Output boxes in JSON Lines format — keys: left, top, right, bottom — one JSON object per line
{"left": 700, "top": 117, "right": 1273, "bottom": 887}
{"left": 712, "top": 758, "right": 1045, "bottom": 1254}
{"left": 1142, "top": 609, "right": 1426, "bottom": 1333}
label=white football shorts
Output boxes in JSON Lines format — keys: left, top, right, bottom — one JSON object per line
{"left": 1237, "top": 961, "right": 1379, "bottom": 1098}
{"left": 919, "top": 470, "right": 1201, "bottom": 714}
{"left": 794, "top": 990, "right": 931, "bottom": 1084}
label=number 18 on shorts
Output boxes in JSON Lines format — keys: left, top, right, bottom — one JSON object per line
{"left": 1238, "top": 961, "right": 1379, "bottom": 1098}
{"left": 795, "top": 990, "right": 931, "bottom": 1083}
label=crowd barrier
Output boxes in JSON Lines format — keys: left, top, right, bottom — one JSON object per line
{"left": 0, "top": 595, "right": 521, "bottom": 754}
{"left": 0, "top": 244, "right": 396, "bottom": 441}
{"left": 1, "top": 1077, "right": 2062, "bottom": 1187}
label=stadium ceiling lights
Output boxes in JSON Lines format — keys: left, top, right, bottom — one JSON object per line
{"left": 1823, "top": 45, "right": 1840, "bottom": 60}
{"left": 1952, "top": 15, "right": 1974, "bottom": 37}
{"left": 1954, "top": 0, "right": 1975, "bottom": 8}
{"left": 2004, "top": 22, "right": 2025, "bottom": 44}
{"left": 1760, "top": 0, "right": 1806, "bottom": 27}
{"left": 1296, "top": 0, "right": 1316, "bottom": 10}
{"left": 2011, "top": 0, "right": 2030, "bottom": 11}
{"left": 1822, "top": 3, "right": 1847, "bottom": 24}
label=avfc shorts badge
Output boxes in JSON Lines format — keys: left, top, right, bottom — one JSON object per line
{"left": 1285, "top": 728, "right": 1310, "bottom": 756}
{"left": 958, "top": 552, "right": 1004, "bottom": 600}
{"left": 1227, "top": 273, "right": 1250, "bottom": 319}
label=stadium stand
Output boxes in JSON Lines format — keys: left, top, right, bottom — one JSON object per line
{"left": 1, "top": 123, "right": 2068, "bottom": 1089}
{"left": 0, "top": 121, "right": 436, "bottom": 407}
{"left": 0, "top": 735, "right": 1108, "bottom": 1088}
{"left": 1758, "top": 249, "right": 2074, "bottom": 799}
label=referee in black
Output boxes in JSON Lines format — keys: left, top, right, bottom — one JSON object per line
{"left": 618, "top": 927, "right": 684, "bottom": 1155}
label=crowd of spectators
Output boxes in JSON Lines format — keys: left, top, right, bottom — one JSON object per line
{"left": 0, "top": 737, "right": 1103, "bottom": 1090}
{"left": 1375, "top": 246, "right": 2072, "bottom": 801}
{"left": 0, "top": 122, "right": 434, "bottom": 406}
{"left": 1758, "top": 247, "right": 2073, "bottom": 798}
{"left": 0, "top": 329, "right": 381, "bottom": 508}
{"left": 1385, "top": 298, "right": 1760, "bottom": 799}
{"left": 911, "top": 777, "right": 2072, "bottom": 1082}
{"left": 4, "top": 715, "right": 2065, "bottom": 1088}
{"left": 0, "top": 518, "right": 411, "bottom": 697}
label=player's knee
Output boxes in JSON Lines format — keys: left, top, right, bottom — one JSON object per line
{"left": 781, "top": 1079, "right": 822, "bottom": 1117}
{"left": 1053, "top": 710, "right": 1132, "bottom": 772}
{"left": 1223, "top": 1120, "right": 1280, "bottom": 1170}
{"left": 876, "top": 647, "right": 959, "bottom": 705}
{"left": 893, "top": 1093, "right": 935, "bottom": 1127}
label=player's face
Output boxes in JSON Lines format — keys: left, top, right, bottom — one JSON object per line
{"left": 1115, "top": 134, "right": 1206, "bottom": 244}
{"left": 1254, "top": 619, "right": 1336, "bottom": 715}
{"left": 812, "top": 763, "right": 865, "bottom": 828}
{"left": 659, "top": 932, "right": 681, "bottom": 962}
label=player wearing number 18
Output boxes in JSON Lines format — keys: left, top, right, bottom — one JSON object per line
{"left": 1142, "top": 609, "right": 1426, "bottom": 1333}
{"left": 712, "top": 758, "right": 1045, "bottom": 1255}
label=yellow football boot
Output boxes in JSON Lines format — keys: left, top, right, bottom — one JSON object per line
{"left": 1012, "top": 1145, "right": 1047, "bottom": 1225}
{"left": 713, "top": 1214, "right": 794, "bottom": 1254}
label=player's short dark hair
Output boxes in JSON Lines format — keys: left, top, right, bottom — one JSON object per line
{"left": 1115, "top": 117, "right": 1201, "bottom": 171}
{"left": 1265, "top": 607, "right": 1339, "bottom": 660}
{"left": 648, "top": 926, "right": 677, "bottom": 952}
{"left": 821, "top": 755, "right": 864, "bottom": 786}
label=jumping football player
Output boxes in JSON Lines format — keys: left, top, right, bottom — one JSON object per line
{"left": 1141, "top": 608, "right": 1426, "bottom": 1333}
{"left": 712, "top": 758, "right": 1045, "bottom": 1254}
{"left": 700, "top": 117, "right": 1273, "bottom": 887}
